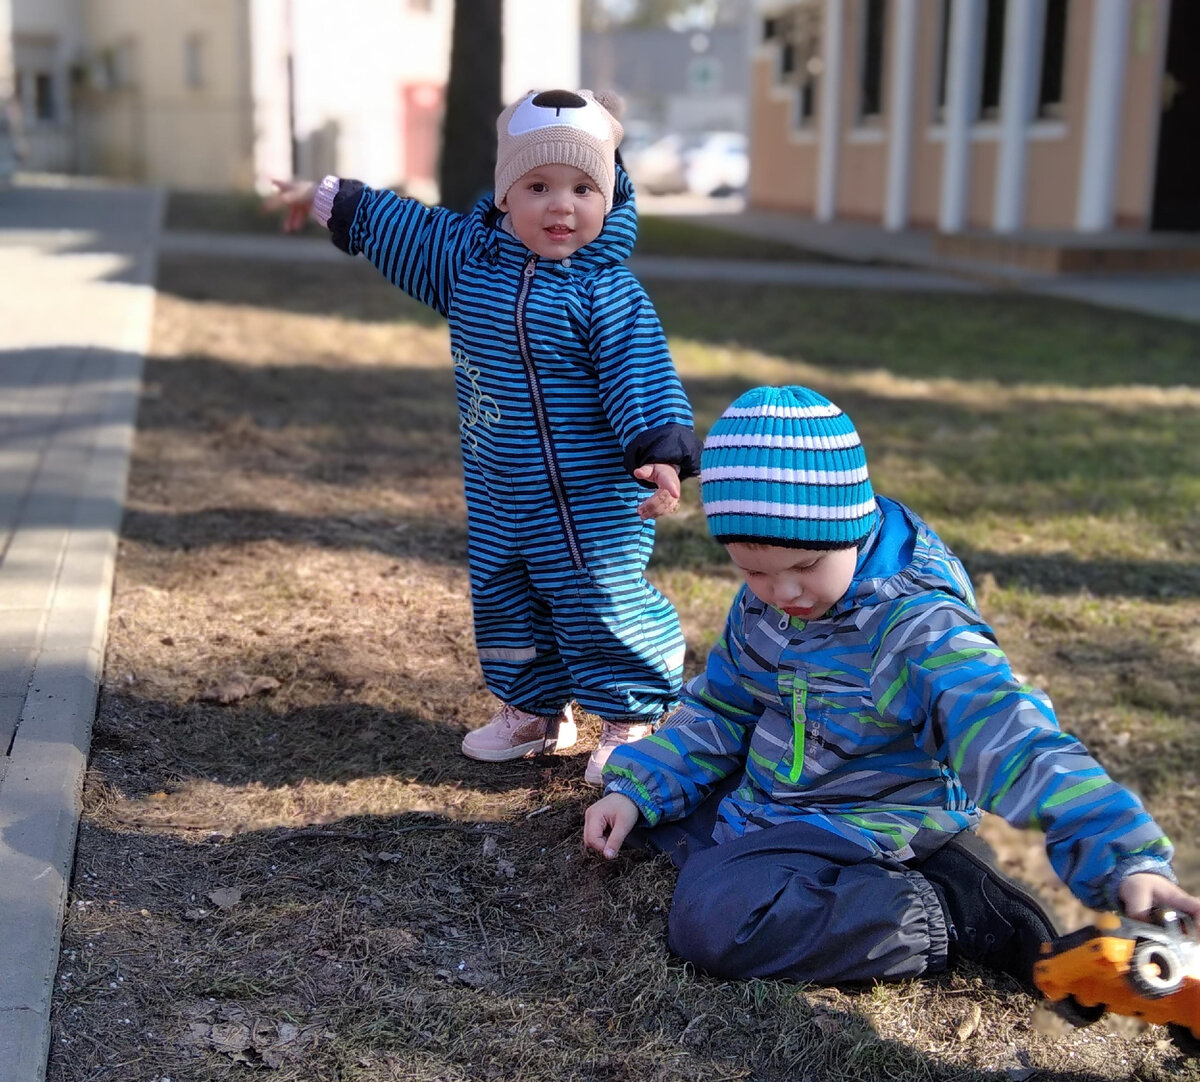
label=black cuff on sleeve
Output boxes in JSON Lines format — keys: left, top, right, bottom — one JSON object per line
{"left": 329, "top": 179, "right": 365, "bottom": 253}
{"left": 623, "top": 423, "right": 703, "bottom": 483}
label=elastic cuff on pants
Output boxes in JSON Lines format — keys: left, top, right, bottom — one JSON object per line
{"left": 914, "top": 871, "right": 951, "bottom": 972}
{"left": 599, "top": 711, "right": 670, "bottom": 727}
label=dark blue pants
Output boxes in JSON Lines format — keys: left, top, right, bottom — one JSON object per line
{"left": 633, "top": 781, "right": 951, "bottom": 984}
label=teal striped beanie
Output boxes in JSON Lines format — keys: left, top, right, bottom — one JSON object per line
{"left": 701, "top": 386, "right": 878, "bottom": 549}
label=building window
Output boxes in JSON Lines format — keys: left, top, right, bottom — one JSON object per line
{"left": 99, "top": 41, "right": 137, "bottom": 90}
{"left": 796, "top": 78, "right": 817, "bottom": 125}
{"left": 935, "top": 0, "right": 951, "bottom": 119}
{"left": 936, "top": 0, "right": 1009, "bottom": 122}
{"left": 34, "top": 73, "right": 55, "bottom": 121}
{"left": 859, "top": 0, "right": 886, "bottom": 119}
{"left": 1037, "top": 0, "right": 1068, "bottom": 117}
{"left": 184, "top": 35, "right": 205, "bottom": 89}
{"left": 979, "top": 0, "right": 1006, "bottom": 118}
{"left": 768, "top": 4, "right": 822, "bottom": 128}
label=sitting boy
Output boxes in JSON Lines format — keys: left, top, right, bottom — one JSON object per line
{"left": 583, "top": 385, "right": 1200, "bottom": 988}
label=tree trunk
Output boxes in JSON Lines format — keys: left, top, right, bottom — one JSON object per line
{"left": 438, "top": 0, "right": 503, "bottom": 212}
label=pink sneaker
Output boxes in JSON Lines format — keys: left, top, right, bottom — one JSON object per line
{"left": 461, "top": 702, "right": 577, "bottom": 762}
{"left": 584, "top": 719, "right": 653, "bottom": 785}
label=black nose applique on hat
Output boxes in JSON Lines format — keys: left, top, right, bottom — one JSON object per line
{"left": 531, "top": 90, "right": 588, "bottom": 113}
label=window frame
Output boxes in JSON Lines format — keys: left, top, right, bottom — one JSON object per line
{"left": 1036, "top": 0, "right": 1069, "bottom": 119}
{"left": 858, "top": 0, "right": 887, "bottom": 122}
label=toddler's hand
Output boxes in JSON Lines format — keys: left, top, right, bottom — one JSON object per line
{"left": 262, "top": 178, "right": 318, "bottom": 232}
{"left": 634, "top": 463, "right": 680, "bottom": 520}
{"left": 583, "top": 793, "right": 640, "bottom": 859}
{"left": 1118, "top": 872, "right": 1200, "bottom": 923}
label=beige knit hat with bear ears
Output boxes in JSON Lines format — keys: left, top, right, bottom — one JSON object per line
{"left": 495, "top": 89, "right": 625, "bottom": 213}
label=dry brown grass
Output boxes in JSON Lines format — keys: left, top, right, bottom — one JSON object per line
{"left": 47, "top": 253, "right": 1200, "bottom": 1082}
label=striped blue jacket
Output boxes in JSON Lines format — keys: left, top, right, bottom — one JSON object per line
{"left": 604, "top": 495, "right": 1175, "bottom": 910}
{"left": 327, "top": 166, "right": 700, "bottom": 488}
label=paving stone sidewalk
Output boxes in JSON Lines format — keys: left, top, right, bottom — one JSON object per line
{"left": 0, "top": 179, "right": 163, "bottom": 1082}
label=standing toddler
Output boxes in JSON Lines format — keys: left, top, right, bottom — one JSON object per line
{"left": 268, "top": 90, "right": 701, "bottom": 783}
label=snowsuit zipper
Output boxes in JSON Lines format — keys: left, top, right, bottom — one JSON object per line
{"left": 514, "top": 254, "right": 586, "bottom": 571}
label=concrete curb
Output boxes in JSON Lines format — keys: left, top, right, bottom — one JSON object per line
{"left": 0, "top": 184, "right": 163, "bottom": 1082}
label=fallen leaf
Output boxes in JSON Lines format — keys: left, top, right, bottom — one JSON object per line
{"left": 208, "top": 1021, "right": 252, "bottom": 1055}
{"left": 208, "top": 886, "right": 243, "bottom": 909}
{"left": 199, "top": 672, "right": 280, "bottom": 704}
{"left": 811, "top": 1010, "right": 842, "bottom": 1036}
{"left": 456, "top": 965, "right": 496, "bottom": 988}
{"left": 955, "top": 1002, "right": 982, "bottom": 1042}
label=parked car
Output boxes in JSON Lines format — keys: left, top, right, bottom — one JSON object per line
{"left": 625, "top": 129, "right": 749, "bottom": 198}
{"left": 625, "top": 132, "right": 693, "bottom": 195}
{"left": 683, "top": 130, "right": 748, "bottom": 197}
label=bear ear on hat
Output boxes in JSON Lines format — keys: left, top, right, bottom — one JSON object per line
{"left": 593, "top": 90, "right": 625, "bottom": 120}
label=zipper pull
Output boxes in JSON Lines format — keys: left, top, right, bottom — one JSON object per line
{"left": 523, "top": 257, "right": 537, "bottom": 277}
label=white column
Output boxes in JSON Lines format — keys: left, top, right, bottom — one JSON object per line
{"left": 939, "top": 0, "right": 985, "bottom": 233}
{"left": 815, "top": 0, "right": 845, "bottom": 222}
{"left": 883, "top": 0, "right": 919, "bottom": 230}
{"left": 993, "top": 0, "right": 1046, "bottom": 232}
{"left": 0, "top": 0, "right": 14, "bottom": 101}
{"left": 1076, "top": 0, "right": 1131, "bottom": 231}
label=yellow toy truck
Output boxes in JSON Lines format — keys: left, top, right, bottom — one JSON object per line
{"left": 1033, "top": 907, "right": 1200, "bottom": 1055}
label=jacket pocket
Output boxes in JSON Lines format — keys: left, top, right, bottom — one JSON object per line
{"left": 777, "top": 669, "right": 807, "bottom": 785}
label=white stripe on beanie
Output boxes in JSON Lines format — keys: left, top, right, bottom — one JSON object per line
{"left": 702, "top": 464, "right": 870, "bottom": 485}
{"left": 704, "top": 432, "right": 863, "bottom": 452}
{"left": 719, "top": 402, "right": 844, "bottom": 421}
{"left": 705, "top": 497, "right": 878, "bottom": 521}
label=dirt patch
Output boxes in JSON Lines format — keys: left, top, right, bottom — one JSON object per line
{"left": 47, "top": 254, "right": 1200, "bottom": 1082}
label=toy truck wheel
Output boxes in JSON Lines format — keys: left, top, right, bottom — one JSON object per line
{"left": 1126, "top": 938, "right": 1184, "bottom": 998}
{"left": 1167, "top": 1023, "right": 1200, "bottom": 1058}
{"left": 1053, "top": 996, "right": 1105, "bottom": 1028}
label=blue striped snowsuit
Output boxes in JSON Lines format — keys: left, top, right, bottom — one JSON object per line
{"left": 325, "top": 167, "right": 700, "bottom": 722}
{"left": 604, "top": 495, "right": 1176, "bottom": 981}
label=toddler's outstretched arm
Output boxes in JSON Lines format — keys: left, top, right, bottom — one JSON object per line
{"left": 634, "top": 463, "right": 681, "bottom": 520}
{"left": 263, "top": 178, "right": 319, "bottom": 232}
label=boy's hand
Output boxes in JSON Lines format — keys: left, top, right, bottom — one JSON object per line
{"left": 1118, "top": 872, "right": 1200, "bottom": 923}
{"left": 583, "top": 792, "right": 640, "bottom": 859}
{"left": 263, "top": 178, "right": 318, "bottom": 232}
{"left": 634, "top": 463, "right": 680, "bottom": 520}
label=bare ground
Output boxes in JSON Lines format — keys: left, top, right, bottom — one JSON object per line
{"left": 46, "top": 254, "right": 1200, "bottom": 1082}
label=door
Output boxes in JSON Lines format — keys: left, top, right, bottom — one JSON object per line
{"left": 1151, "top": 1, "right": 1200, "bottom": 230}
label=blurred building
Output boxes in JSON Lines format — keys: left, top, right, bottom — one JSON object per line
{"left": 751, "top": 0, "right": 1198, "bottom": 235}
{"left": 3, "top": 0, "right": 580, "bottom": 193}
{"left": 582, "top": 23, "right": 750, "bottom": 137}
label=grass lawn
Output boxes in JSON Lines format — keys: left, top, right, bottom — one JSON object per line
{"left": 166, "top": 188, "right": 842, "bottom": 262}
{"left": 48, "top": 249, "right": 1200, "bottom": 1082}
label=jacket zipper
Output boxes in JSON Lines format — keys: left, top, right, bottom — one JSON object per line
{"left": 514, "top": 254, "right": 586, "bottom": 571}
